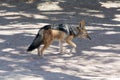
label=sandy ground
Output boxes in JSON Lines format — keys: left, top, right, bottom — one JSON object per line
{"left": 0, "top": 0, "right": 120, "bottom": 80}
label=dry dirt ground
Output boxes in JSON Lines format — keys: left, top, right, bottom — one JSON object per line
{"left": 0, "top": 0, "right": 120, "bottom": 80}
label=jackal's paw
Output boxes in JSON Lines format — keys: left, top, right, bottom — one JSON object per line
{"left": 38, "top": 53, "right": 44, "bottom": 58}
{"left": 66, "top": 50, "right": 72, "bottom": 54}
{"left": 70, "top": 48, "right": 76, "bottom": 53}
{"left": 62, "top": 49, "right": 71, "bottom": 54}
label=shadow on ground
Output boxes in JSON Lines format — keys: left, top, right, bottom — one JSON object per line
{"left": 0, "top": 0, "right": 120, "bottom": 79}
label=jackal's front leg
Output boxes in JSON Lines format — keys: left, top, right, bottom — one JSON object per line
{"left": 66, "top": 36, "right": 76, "bottom": 54}
{"left": 66, "top": 40, "right": 76, "bottom": 53}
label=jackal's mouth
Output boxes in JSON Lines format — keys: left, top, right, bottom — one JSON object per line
{"left": 87, "top": 35, "right": 91, "bottom": 40}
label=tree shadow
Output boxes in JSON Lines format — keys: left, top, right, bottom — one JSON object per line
{"left": 0, "top": 0, "right": 120, "bottom": 79}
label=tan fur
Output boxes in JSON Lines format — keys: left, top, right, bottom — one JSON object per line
{"left": 38, "top": 29, "right": 69, "bottom": 56}
{"left": 37, "top": 20, "right": 90, "bottom": 57}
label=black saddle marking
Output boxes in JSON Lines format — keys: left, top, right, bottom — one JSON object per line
{"left": 41, "top": 24, "right": 79, "bottom": 36}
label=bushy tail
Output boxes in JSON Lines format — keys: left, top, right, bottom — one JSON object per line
{"left": 27, "top": 29, "right": 43, "bottom": 51}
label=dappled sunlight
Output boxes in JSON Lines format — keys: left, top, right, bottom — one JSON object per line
{"left": 80, "top": 50, "right": 120, "bottom": 77}
{"left": 79, "top": 12, "right": 105, "bottom": 18}
{"left": 112, "top": 14, "right": 120, "bottom": 21}
{"left": 0, "top": 39, "right": 5, "bottom": 43}
{"left": 0, "top": 31, "right": 22, "bottom": 35}
{"left": 32, "top": 14, "right": 48, "bottom": 19}
{"left": 40, "top": 51, "right": 120, "bottom": 78}
{"left": 2, "top": 48, "right": 15, "bottom": 52}
{"left": 100, "top": 1, "right": 120, "bottom": 8}
{"left": 4, "top": 15, "right": 21, "bottom": 20}
{"left": 0, "top": 0, "right": 120, "bottom": 79}
{"left": 79, "top": 9, "right": 105, "bottom": 18}
{"left": 95, "top": 23, "right": 120, "bottom": 27}
{"left": 92, "top": 46, "right": 113, "bottom": 50}
{"left": 1, "top": 3, "right": 16, "bottom": 8}
{"left": 105, "top": 31, "right": 120, "bottom": 35}
{"left": 37, "top": 2, "right": 63, "bottom": 11}
{"left": 91, "top": 44, "right": 119, "bottom": 51}
{"left": 87, "top": 26, "right": 114, "bottom": 30}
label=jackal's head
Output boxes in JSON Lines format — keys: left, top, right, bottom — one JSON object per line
{"left": 77, "top": 20, "right": 91, "bottom": 40}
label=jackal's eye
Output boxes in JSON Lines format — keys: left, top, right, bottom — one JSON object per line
{"left": 81, "top": 30, "right": 87, "bottom": 35}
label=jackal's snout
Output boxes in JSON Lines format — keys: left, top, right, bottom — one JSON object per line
{"left": 87, "top": 35, "right": 91, "bottom": 40}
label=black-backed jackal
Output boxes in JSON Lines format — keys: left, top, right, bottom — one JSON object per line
{"left": 27, "top": 20, "right": 91, "bottom": 57}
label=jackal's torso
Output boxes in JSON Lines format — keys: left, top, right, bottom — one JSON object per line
{"left": 51, "top": 30, "right": 68, "bottom": 41}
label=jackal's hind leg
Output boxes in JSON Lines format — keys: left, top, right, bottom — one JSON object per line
{"left": 38, "top": 29, "right": 53, "bottom": 57}
{"left": 39, "top": 44, "right": 49, "bottom": 57}
{"left": 59, "top": 41, "right": 64, "bottom": 54}
{"left": 37, "top": 46, "right": 41, "bottom": 56}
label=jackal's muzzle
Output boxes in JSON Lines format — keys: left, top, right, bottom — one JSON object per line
{"left": 87, "top": 35, "right": 91, "bottom": 40}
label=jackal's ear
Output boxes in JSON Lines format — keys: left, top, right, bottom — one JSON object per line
{"left": 79, "top": 20, "right": 85, "bottom": 28}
